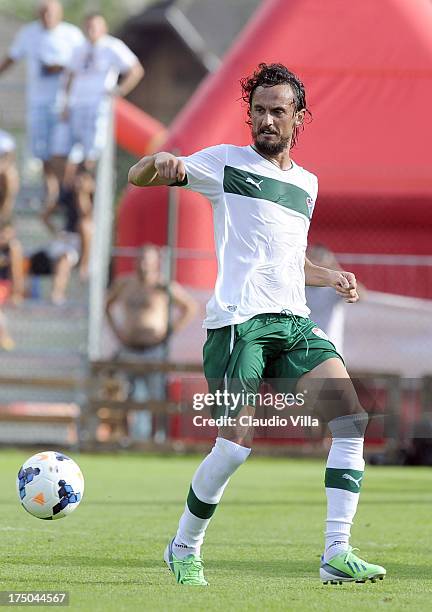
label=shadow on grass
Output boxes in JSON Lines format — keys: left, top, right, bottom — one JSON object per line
{"left": 3, "top": 556, "right": 161, "bottom": 569}
{"left": 1, "top": 496, "right": 432, "bottom": 509}
{"left": 3, "top": 557, "right": 317, "bottom": 580}
{"left": 3, "top": 557, "right": 431, "bottom": 583}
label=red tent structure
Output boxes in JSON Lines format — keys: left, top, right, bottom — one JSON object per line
{"left": 115, "top": 97, "right": 166, "bottom": 157}
{"left": 116, "top": 0, "right": 432, "bottom": 295}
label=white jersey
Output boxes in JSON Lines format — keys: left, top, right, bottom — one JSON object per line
{"left": 68, "top": 35, "right": 138, "bottom": 107}
{"left": 177, "top": 144, "right": 318, "bottom": 329}
{"left": 8, "top": 21, "right": 84, "bottom": 107}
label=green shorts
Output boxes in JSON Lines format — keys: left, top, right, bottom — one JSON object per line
{"left": 203, "top": 313, "right": 344, "bottom": 418}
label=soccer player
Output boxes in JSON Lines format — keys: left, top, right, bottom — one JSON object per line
{"left": 128, "top": 63, "right": 386, "bottom": 586}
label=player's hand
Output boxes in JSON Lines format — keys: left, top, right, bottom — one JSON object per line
{"left": 154, "top": 152, "right": 186, "bottom": 182}
{"left": 329, "top": 270, "right": 359, "bottom": 303}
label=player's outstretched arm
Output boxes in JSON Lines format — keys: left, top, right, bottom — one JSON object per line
{"left": 304, "top": 257, "right": 359, "bottom": 303}
{"left": 128, "top": 152, "right": 186, "bottom": 187}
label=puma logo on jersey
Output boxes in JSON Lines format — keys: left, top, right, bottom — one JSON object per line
{"left": 342, "top": 473, "right": 363, "bottom": 488}
{"left": 246, "top": 177, "right": 264, "bottom": 191}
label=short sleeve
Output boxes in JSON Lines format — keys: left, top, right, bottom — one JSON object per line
{"left": 173, "top": 144, "right": 227, "bottom": 201}
{"left": 110, "top": 38, "right": 139, "bottom": 74}
{"left": 8, "top": 25, "right": 30, "bottom": 60}
{"left": 64, "top": 26, "right": 87, "bottom": 71}
{"left": 71, "top": 27, "right": 85, "bottom": 47}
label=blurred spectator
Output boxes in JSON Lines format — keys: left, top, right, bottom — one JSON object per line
{"left": 306, "top": 244, "right": 346, "bottom": 353}
{"left": 106, "top": 245, "right": 198, "bottom": 352}
{"left": 0, "top": 220, "right": 24, "bottom": 350}
{"left": 0, "top": 130, "right": 19, "bottom": 221}
{"left": 0, "top": 0, "right": 84, "bottom": 225}
{"left": 29, "top": 186, "right": 82, "bottom": 304}
{"left": 63, "top": 12, "right": 144, "bottom": 168}
{"left": 306, "top": 244, "right": 366, "bottom": 354}
{"left": 105, "top": 245, "right": 197, "bottom": 439}
{"left": 61, "top": 12, "right": 144, "bottom": 278}
{"left": 42, "top": 164, "right": 92, "bottom": 280}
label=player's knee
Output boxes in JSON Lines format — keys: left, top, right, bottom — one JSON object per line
{"left": 342, "top": 396, "right": 366, "bottom": 417}
{"left": 328, "top": 411, "right": 369, "bottom": 438}
{"left": 326, "top": 385, "right": 366, "bottom": 421}
{"left": 218, "top": 424, "right": 254, "bottom": 450}
{"left": 213, "top": 436, "right": 252, "bottom": 466}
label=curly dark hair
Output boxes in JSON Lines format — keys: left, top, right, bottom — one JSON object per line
{"left": 240, "top": 63, "right": 311, "bottom": 148}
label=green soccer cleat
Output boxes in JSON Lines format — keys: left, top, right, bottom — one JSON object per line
{"left": 320, "top": 546, "right": 386, "bottom": 584}
{"left": 164, "top": 538, "right": 208, "bottom": 586}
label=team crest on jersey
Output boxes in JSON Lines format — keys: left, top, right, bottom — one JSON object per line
{"left": 226, "top": 304, "right": 237, "bottom": 312}
{"left": 312, "top": 327, "right": 329, "bottom": 340}
{"left": 306, "top": 197, "right": 314, "bottom": 217}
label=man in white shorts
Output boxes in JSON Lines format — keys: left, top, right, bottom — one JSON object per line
{"left": 62, "top": 12, "right": 144, "bottom": 168}
{"left": 0, "top": 0, "right": 83, "bottom": 221}
{"left": 61, "top": 11, "right": 144, "bottom": 277}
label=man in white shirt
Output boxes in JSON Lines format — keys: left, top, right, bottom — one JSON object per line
{"left": 0, "top": 0, "right": 84, "bottom": 219}
{"left": 129, "top": 64, "right": 386, "bottom": 586}
{"left": 63, "top": 12, "right": 144, "bottom": 168}
{"left": 61, "top": 12, "right": 144, "bottom": 278}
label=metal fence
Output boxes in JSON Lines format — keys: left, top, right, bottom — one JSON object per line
{"left": 0, "top": 90, "right": 116, "bottom": 447}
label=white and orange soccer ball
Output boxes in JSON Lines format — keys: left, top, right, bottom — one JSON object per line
{"left": 17, "top": 451, "right": 84, "bottom": 520}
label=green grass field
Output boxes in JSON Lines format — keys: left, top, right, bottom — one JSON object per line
{"left": 1, "top": 450, "right": 431, "bottom": 611}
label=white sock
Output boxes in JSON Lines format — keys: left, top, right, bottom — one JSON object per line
{"left": 324, "top": 414, "right": 367, "bottom": 562}
{"left": 173, "top": 437, "right": 251, "bottom": 558}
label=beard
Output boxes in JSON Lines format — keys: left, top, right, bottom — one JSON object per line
{"left": 252, "top": 129, "right": 291, "bottom": 156}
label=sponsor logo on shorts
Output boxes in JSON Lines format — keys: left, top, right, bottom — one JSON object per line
{"left": 312, "top": 327, "right": 329, "bottom": 340}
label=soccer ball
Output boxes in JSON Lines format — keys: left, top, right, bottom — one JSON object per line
{"left": 17, "top": 451, "right": 84, "bottom": 520}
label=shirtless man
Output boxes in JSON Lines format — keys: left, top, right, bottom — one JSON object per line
{"left": 105, "top": 245, "right": 197, "bottom": 439}
{"left": 105, "top": 245, "right": 197, "bottom": 350}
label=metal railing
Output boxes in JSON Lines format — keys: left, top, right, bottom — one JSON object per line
{"left": 87, "top": 98, "right": 116, "bottom": 360}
